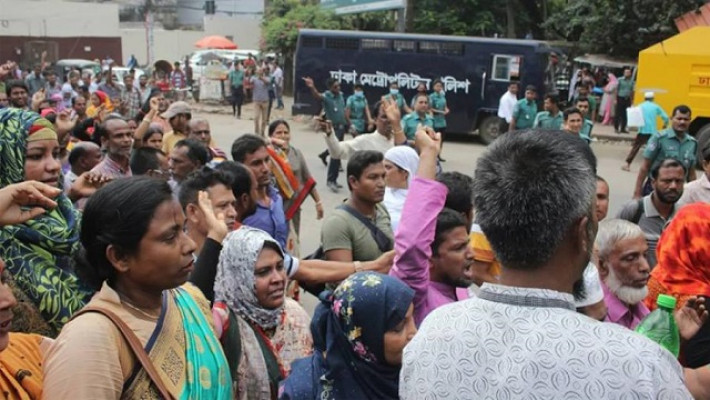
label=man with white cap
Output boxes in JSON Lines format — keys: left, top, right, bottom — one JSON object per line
{"left": 575, "top": 263, "right": 607, "bottom": 321}
{"left": 622, "top": 91, "right": 669, "bottom": 172}
{"left": 160, "top": 101, "right": 192, "bottom": 154}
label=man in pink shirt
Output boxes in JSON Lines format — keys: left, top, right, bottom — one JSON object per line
{"left": 389, "top": 128, "right": 474, "bottom": 326}
{"left": 595, "top": 219, "right": 650, "bottom": 329}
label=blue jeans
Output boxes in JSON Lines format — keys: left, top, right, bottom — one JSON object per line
{"left": 327, "top": 124, "right": 347, "bottom": 184}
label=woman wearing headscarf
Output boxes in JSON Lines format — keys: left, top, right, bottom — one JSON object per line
{"left": 85, "top": 90, "right": 113, "bottom": 118}
{"left": 213, "top": 226, "right": 312, "bottom": 399}
{"left": 645, "top": 203, "right": 710, "bottom": 367}
{"left": 600, "top": 72, "right": 618, "bottom": 125}
{"left": 43, "top": 177, "right": 232, "bottom": 399}
{"left": 279, "top": 271, "right": 416, "bottom": 399}
{"left": 0, "top": 108, "right": 92, "bottom": 337}
{"left": 383, "top": 146, "right": 419, "bottom": 232}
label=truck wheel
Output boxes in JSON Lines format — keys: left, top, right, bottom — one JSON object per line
{"left": 696, "top": 124, "right": 710, "bottom": 169}
{"left": 478, "top": 115, "right": 503, "bottom": 145}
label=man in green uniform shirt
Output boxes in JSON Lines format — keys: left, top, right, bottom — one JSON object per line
{"left": 304, "top": 76, "right": 348, "bottom": 192}
{"left": 575, "top": 97, "right": 594, "bottom": 141}
{"left": 533, "top": 94, "right": 563, "bottom": 130}
{"left": 615, "top": 67, "right": 635, "bottom": 133}
{"left": 385, "top": 82, "right": 412, "bottom": 116}
{"left": 345, "top": 84, "right": 374, "bottom": 136}
{"left": 573, "top": 83, "right": 597, "bottom": 122}
{"left": 429, "top": 79, "right": 449, "bottom": 161}
{"left": 633, "top": 105, "right": 697, "bottom": 198}
{"left": 509, "top": 85, "right": 538, "bottom": 132}
{"left": 401, "top": 93, "right": 434, "bottom": 141}
{"left": 227, "top": 61, "right": 245, "bottom": 118}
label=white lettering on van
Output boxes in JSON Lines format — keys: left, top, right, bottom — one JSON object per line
{"left": 329, "top": 69, "right": 471, "bottom": 94}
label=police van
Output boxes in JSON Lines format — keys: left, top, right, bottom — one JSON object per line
{"left": 292, "top": 29, "right": 557, "bottom": 144}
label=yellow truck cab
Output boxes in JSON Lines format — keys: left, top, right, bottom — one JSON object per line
{"left": 634, "top": 26, "right": 710, "bottom": 156}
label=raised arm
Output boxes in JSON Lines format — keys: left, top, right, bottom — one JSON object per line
{"left": 389, "top": 128, "right": 446, "bottom": 324}
{"left": 302, "top": 77, "right": 323, "bottom": 101}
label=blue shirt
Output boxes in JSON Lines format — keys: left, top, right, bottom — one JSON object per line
{"left": 242, "top": 185, "right": 288, "bottom": 249}
{"left": 401, "top": 112, "right": 434, "bottom": 140}
{"left": 639, "top": 101, "right": 669, "bottom": 135}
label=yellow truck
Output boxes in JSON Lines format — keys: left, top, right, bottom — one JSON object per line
{"left": 634, "top": 26, "right": 710, "bottom": 153}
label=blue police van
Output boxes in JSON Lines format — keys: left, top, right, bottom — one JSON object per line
{"left": 292, "top": 29, "right": 557, "bottom": 144}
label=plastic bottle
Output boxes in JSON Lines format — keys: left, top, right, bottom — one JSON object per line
{"left": 635, "top": 294, "right": 680, "bottom": 357}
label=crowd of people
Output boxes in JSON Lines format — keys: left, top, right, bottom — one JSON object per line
{"left": 2, "top": 52, "right": 710, "bottom": 400}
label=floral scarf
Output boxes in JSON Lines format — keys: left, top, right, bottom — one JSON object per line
{"left": 283, "top": 272, "right": 414, "bottom": 399}
{"left": 0, "top": 108, "right": 92, "bottom": 335}
{"left": 214, "top": 226, "right": 285, "bottom": 329}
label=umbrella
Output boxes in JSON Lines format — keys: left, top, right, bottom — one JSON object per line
{"left": 195, "top": 36, "right": 238, "bottom": 50}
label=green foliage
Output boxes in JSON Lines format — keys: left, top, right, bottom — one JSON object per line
{"left": 545, "top": 0, "right": 699, "bottom": 58}
{"left": 262, "top": 0, "right": 340, "bottom": 56}
{"left": 410, "top": 0, "right": 506, "bottom": 36}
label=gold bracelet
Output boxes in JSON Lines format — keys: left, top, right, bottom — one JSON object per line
{"left": 353, "top": 261, "right": 363, "bottom": 273}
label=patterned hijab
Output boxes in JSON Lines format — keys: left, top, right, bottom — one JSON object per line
{"left": 310, "top": 272, "right": 414, "bottom": 399}
{"left": 652, "top": 203, "right": 710, "bottom": 298}
{"left": 0, "top": 108, "right": 90, "bottom": 334}
{"left": 214, "top": 226, "right": 286, "bottom": 329}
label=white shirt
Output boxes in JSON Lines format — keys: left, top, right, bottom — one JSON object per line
{"left": 498, "top": 91, "right": 518, "bottom": 122}
{"left": 272, "top": 67, "right": 283, "bottom": 87}
{"left": 400, "top": 283, "right": 691, "bottom": 399}
{"left": 324, "top": 130, "right": 394, "bottom": 161}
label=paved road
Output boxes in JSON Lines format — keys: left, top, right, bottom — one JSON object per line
{"left": 197, "top": 103, "right": 644, "bottom": 311}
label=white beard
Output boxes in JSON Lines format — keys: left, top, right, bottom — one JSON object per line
{"left": 605, "top": 267, "right": 649, "bottom": 305}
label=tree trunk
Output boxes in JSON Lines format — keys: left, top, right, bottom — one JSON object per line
{"left": 506, "top": 0, "right": 516, "bottom": 38}
{"left": 405, "top": 0, "right": 415, "bottom": 32}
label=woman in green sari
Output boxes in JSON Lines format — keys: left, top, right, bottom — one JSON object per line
{"left": 43, "top": 177, "right": 232, "bottom": 399}
{"left": 0, "top": 108, "right": 93, "bottom": 336}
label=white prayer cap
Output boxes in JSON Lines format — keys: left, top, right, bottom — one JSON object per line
{"left": 575, "top": 263, "right": 605, "bottom": 308}
{"left": 644, "top": 91, "right": 654, "bottom": 99}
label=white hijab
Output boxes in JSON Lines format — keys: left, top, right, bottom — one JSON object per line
{"left": 383, "top": 146, "right": 420, "bottom": 232}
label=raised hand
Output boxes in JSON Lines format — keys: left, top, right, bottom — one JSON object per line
{"left": 0, "top": 181, "right": 61, "bottom": 226}
{"left": 198, "top": 191, "right": 229, "bottom": 243}
{"left": 676, "top": 296, "right": 709, "bottom": 341}
{"left": 302, "top": 77, "right": 314, "bottom": 88}
{"left": 382, "top": 97, "right": 401, "bottom": 123}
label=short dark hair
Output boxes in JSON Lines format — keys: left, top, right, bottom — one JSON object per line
{"left": 432, "top": 208, "right": 469, "bottom": 256}
{"left": 563, "top": 107, "right": 583, "bottom": 121}
{"left": 215, "top": 161, "right": 254, "bottom": 199}
{"left": 76, "top": 177, "right": 173, "bottom": 290}
{"left": 231, "top": 134, "right": 266, "bottom": 163}
{"left": 413, "top": 92, "right": 429, "bottom": 102}
{"left": 130, "top": 147, "right": 165, "bottom": 176}
{"left": 67, "top": 143, "right": 96, "bottom": 166}
{"left": 544, "top": 94, "right": 560, "bottom": 106}
{"left": 575, "top": 96, "right": 589, "bottom": 105}
{"left": 672, "top": 105, "right": 692, "bottom": 118}
{"left": 347, "top": 150, "right": 384, "bottom": 191}
{"left": 268, "top": 119, "right": 289, "bottom": 137}
{"left": 525, "top": 85, "right": 536, "bottom": 93}
{"left": 437, "top": 172, "right": 473, "bottom": 215}
{"left": 175, "top": 139, "right": 210, "bottom": 166}
{"left": 5, "top": 80, "right": 28, "bottom": 96}
{"left": 71, "top": 96, "right": 85, "bottom": 107}
{"left": 702, "top": 141, "right": 710, "bottom": 163}
{"left": 326, "top": 78, "right": 337, "bottom": 89}
{"left": 596, "top": 175, "right": 608, "bottom": 185}
{"left": 651, "top": 158, "right": 686, "bottom": 180}
{"left": 353, "top": 83, "right": 363, "bottom": 90}
{"left": 178, "top": 167, "right": 234, "bottom": 209}
{"left": 473, "top": 129, "right": 597, "bottom": 271}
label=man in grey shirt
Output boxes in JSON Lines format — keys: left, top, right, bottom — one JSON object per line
{"left": 617, "top": 158, "right": 685, "bottom": 268}
{"left": 250, "top": 68, "right": 271, "bottom": 136}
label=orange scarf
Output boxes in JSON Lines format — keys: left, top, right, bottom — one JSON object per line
{"left": 645, "top": 203, "right": 710, "bottom": 310}
{"left": 0, "top": 333, "right": 44, "bottom": 399}
{"left": 267, "top": 146, "right": 300, "bottom": 200}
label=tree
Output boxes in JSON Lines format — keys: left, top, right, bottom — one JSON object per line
{"left": 545, "top": 0, "right": 699, "bottom": 58}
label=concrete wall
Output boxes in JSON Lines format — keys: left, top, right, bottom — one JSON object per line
{"left": 0, "top": 0, "right": 119, "bottom": 37}
{"left": 121, "top": 15, "right": 263, "bottom": 65}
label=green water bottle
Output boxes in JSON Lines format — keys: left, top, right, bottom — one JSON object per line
{"left": 635, "top": 294, "right": 680, "bottom": 357}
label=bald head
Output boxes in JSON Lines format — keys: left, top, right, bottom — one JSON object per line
{"left": 188, "top": 118, "right": 211, "bottom": 146}
{"left": 68, "top": 141, "right": 102, "bottom": 174}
